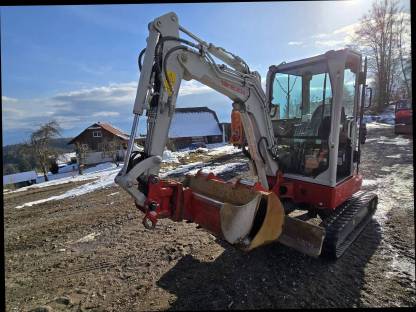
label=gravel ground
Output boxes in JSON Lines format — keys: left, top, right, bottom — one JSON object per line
{"left": 4, "top": 124, "right": 415, "bottom": 311}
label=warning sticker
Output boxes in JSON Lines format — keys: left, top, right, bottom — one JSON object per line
{"left": 163, "top": 70, "right": 177, "bottom": 96}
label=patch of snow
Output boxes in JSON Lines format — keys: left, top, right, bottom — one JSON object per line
{"left": 207, "top": 145, "right": 241, "bottom": 156}
{"left": 76, "top": 232, "right": 101, "bottom": 243}
{"left": 385, "top": 251, "right": 416, "bottom": 282}
{"left": 56, "top": 152, "right": 77, "bottom": 165}
{"left": 162, "top": 150, "right": 180, "bottom": 164}
{"left": 365, "top": 135, "right": 410, "bottom": 146}
{"left": 362, "top": 179, "right": 378, "bottom": 187}
{"left": 378, "top": 137, "right": 410, "bottom": 146}
{"left": 385, "top": 154, "right": 402, "bottom": 159}
{"left": 9, "top": 162, "right": 119, "bottom": 194}
{"left": 15, "top": 165, "right": 121, "bottom": 209}
{"left": 160, "top": 162, "right": 204, "bottom": 177}
{"left": 366, "top": 122, "right": 394, "bottom": 129}
{"left": 366, "top": 164, "right": 414, "bottom": 225}
{"left": 188, "top": 162, "right": 247, "bottom": 176}
{"left": 161, "top": 144, "right": 240, "bottom": 163}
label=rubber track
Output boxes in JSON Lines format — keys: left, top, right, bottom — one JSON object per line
{"left": 321, "top": 191, "right": 378, "bottom": 259}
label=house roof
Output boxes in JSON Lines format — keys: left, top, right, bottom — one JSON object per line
{"left": 68, "top": 122, "right": 129, "bottom": 144}
{"left": 169, "top": 106, "right": 222, "bottom": 138}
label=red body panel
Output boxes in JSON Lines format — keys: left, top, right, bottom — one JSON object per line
{"left": 185, "top": 190, "right": 222, "bottom": 236}
{"left": 395, "top": 109, "right": 412, "bottom": 121}
{"left": 268, "top": 173, "right": 363, "bottom": 210}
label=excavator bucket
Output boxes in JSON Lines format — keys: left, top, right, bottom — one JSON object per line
{"left": 187, "top": 175, "right": 284, "bottom": 250}
{"left": 186, "top": 174, "right": 325, "bottom": 255}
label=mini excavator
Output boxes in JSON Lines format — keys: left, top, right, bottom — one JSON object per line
{"left": 115, "top": 12, "right": 378, "bottom": 259}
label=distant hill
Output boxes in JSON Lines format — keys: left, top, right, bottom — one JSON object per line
{"left": 3, "top": 137, "right": 74, "bottom": 175}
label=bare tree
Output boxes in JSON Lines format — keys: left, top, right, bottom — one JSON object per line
{"left": 75, "top": 142, "right": 88, "bottom": 174}
{"left": 100, "top": 138, "right": 123, "bottom": 167}
{"left": 30, "top": 120, "right": 61, "bottom": 182}
{"left": 396, "top": 12, "right": 412, "bottom": 99}
{"left": 353, "top": 0, "right": 405, "bottom": 111}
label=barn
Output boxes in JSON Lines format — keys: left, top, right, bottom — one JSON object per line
{"left": 168, "top": 107, "right": 223, "bottom": 149}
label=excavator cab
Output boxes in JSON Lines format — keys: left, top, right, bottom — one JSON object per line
{"left": 267, "top": 49, "right": 366, "bottom": 185}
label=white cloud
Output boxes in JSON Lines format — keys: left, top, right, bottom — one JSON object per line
{"left": 315, "top": 39, "right": 346, "bottom": 47}
{"left": 92, "top": 111, "right": 120, "bottom": 117}
{"left": 311, "top": 33, "right": 329, "bottom": 39}
{"left": 288, "top": 41, "right": 303, "bottom": 46}
{"left": 2, "top": 96, "right": 18, "bottom": 103}
{"left": 313, "top": 12, "right": 411, "bottom": 50}
{"left": 311, "top": 21, "right": 359, "bottom": 49}
{"left": 2, "top": 78, "right": 220, "bottom": 144}
{"left": 178, "top": 80, "right": 213, "bottom": 96}
{"left": 332, "top": 22, "right": 360, "bottom": 36}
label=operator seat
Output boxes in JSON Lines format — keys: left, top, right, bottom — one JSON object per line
{"left": 309, "top": 104, "right": 331, "bottom": 139}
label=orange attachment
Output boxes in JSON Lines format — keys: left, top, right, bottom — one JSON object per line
{"left": 230, "top": 109, "right": 245, "bottom": 145}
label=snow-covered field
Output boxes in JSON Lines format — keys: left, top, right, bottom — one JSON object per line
{"left": 7, "top": 113, "right": 402, "bottom": 210}
{"left": 12, "top": 144, "right": 242, "bottom": 209}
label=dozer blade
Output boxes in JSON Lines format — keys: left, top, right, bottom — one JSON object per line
{"left": 278, "top": 216, "right": 325, "bottom": 257}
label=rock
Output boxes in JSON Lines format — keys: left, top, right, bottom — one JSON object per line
{"left": 76, "top": 288, "right": 89, "bottom": 295}
{"left": 29, "top": 305, "right": 52, "bottom": 312}
{"left": 55, "top": 295, "right": 72, "bottom": 305}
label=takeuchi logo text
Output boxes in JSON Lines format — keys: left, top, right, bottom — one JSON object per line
{"left": 221, "top": 80, "right": 246, "bottom": 96}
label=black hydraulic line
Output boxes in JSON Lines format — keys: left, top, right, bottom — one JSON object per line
{"left": 138, "top": 48, "right": 146, "bottom": 71}
{"left": 357, "top": 57, "right": 368, "bottom": 174}
{"left": 155, "top": 36, "right": 199, "bottom": 53}
{"left": 257, "top": 136, "right": 268, "bottom": 164}
{"left": 162, "top": 45, "right": 196, "bottom": 96}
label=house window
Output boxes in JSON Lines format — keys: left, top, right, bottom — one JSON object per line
{"left": 93, "top": 130, "right": 102, "bottom": 137}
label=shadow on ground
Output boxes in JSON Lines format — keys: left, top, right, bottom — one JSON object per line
{"left": 157, "top": 219, "right": 382, "bottom": 309}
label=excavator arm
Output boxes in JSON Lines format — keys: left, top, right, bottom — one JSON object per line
{"left": 115, "top": 12, "right": 325, "bottom": 255}
{"left": 121, "top": 12, "right": 277, "bottom": 189}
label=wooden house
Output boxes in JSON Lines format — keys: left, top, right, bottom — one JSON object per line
{"left": 68, "top": 122, "right": 129, "bottom": 165}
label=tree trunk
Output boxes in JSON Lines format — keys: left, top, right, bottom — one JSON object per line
{"left": 42, "top": 165, "right": 49, "bottom": 182}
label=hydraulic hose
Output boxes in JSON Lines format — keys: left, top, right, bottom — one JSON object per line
{"left": 138, "top": 48, "right": 146, "bottom": 72}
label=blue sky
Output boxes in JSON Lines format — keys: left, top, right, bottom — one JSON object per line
{"left": 1, "top": 1, "right": 411, "bottom": 145}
